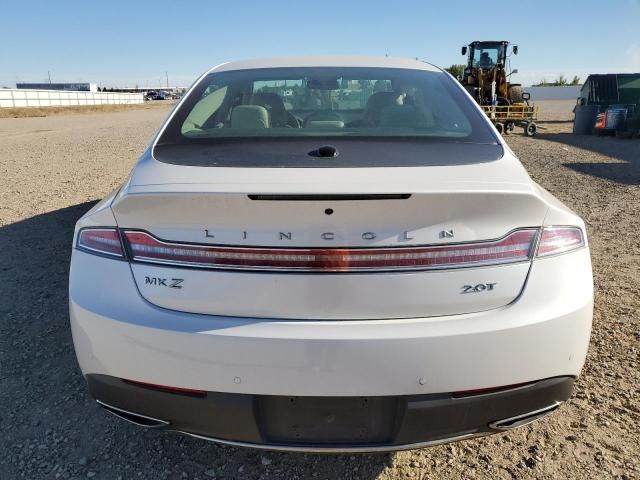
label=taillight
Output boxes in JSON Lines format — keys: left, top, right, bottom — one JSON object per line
{"left": 122, "top": 379, "right": 206, "bottom": 397}
{"left": 536, "top": 226, "right": 584, "bottom": 257}
{"left": 122, "top": 229, "right": 537, "bottom": 272}
{"left": 452, "top": 381, "right": 532, "bottom": 398}
{"left": 76, "top": 228, "right": 124, "bottom": 257}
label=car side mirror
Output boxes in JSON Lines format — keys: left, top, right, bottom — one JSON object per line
{"left": 513, "top": 45, "right": 518, "bottom": 55}
{"left": 511, "top": 69, "right": 519, "bottom": 75}
{"left": 461, "top": 46, "right": 467, "bottom": 56}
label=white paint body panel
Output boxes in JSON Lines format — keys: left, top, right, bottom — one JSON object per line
{"left": 112, "top": 156, "right": 550, "bottom": 318}
{"left": 70, "top": 248, "right": 592, "bottom": 396}
{"left": 130, "top": 262, "right": 531, "bottom": 319}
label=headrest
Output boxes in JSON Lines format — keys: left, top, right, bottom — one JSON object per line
{"left": 251, "top": 92, "right": 287, "bottom": 126}
{"left": 364, "top": 92, "right": 403, "bottom": 124}
{"left": 379, "top": 105, "right": 424, "bottom": 128}
{"left": 231, "top": 105, "right": 270, "bottom": 129}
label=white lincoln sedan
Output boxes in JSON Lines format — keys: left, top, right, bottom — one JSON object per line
{"left": 70, "top": 56, "right": 592, "bottom": 452}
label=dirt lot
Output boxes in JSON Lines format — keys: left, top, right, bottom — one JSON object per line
{"left": 0, "top": 102, "right": 172, "bottom": 119}
{"left": 0, "top": 101, "right": 638, "bottom": 479}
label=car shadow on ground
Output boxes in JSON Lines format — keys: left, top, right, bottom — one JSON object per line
{"left": 535, "top": 132, "right": 640, "bottom": 185}
{"left": 0, "top": 202, "right": 395, "bottom": 479}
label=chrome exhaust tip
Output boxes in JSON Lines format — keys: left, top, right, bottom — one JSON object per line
{"left": 96, "top": 399, "right": 170, "bottom": 428}
{"left": 488, "top": 402, "right": 561, "bottom": 431}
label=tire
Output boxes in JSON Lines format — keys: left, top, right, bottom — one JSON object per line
{"left": 615, "top": 130, "right": 632, "bottom": 139}
{"left": 525, "top": 121, "right": 537, "bottom": 137}
{"left": 505, "top": 121, "right": 515, "bottom": 134}
{"left": 509, "top": 85, "right": 524, "bottom": 104}
{"left": 495, "top": 122, "right": 504, "bottom": 134}
{"left": 593, "top": 128, "right": 611, "bottom": 137}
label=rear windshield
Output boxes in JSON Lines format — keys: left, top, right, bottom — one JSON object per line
{"left": 157, "top": 67, "right": 496, "bottom": 145}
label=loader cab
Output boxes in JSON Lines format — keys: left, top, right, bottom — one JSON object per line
{"left": 462, "top": 41, "right": 513, "bottom": 71}
{"left": 461, "top": 40, "right": 518, "bottom": 83}
{"left": 460, "top": 40, "right": 523, "bottom": 106}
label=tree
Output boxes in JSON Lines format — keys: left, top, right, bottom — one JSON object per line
{"left": 554, "top": 75, "right": 567, "bottom": 87}
{"left": 445, "top": 64, "right": 465, "bottom": 80}
{"left": 533, "top": 75, "right": 580, "bottom": 87}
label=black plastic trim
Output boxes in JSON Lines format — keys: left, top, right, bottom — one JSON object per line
{"left": 153, "top": 140, "right": 504, "bottom": 168}
{"left": 86, "top": 375, "right": 574, "bottom": 451}
{"left": 248, "top": 194, "right": 411, "bottom": 201}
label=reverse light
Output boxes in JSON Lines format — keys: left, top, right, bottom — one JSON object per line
{"left": 536, "top": 227, "right": 585, "bottom": 257}
{"left": 123, "top": 229, "right": 538, "bottom": 272}
{"left": 76, "top": 228, "right": 124, "bottom": 257}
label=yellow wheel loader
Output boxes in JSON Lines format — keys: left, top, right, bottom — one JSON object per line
{"left": 460, "top": 40, "right": 538, "bottom": 136}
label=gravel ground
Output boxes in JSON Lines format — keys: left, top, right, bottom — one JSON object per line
{"left": 534, "top": 100, "right": 576, "bottom": 122}
{"left": 0, "top": 102, "right": 173, "bottom": 119}
{"left": 0, "top": 102, "right": 638, "bottom": 479}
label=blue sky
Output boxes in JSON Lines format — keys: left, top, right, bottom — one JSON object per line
{"left": 1, "top": 0, "right": 639, "bottom": 88}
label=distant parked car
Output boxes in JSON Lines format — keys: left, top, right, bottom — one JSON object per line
{"left": 70, "top": 56, "right": 593, "bottom": 452}
{"left": 145, "top": 91, "right": 159, "bottom": 101}
{"left": 154, "top": 91, "right": 178, "bottom": 101}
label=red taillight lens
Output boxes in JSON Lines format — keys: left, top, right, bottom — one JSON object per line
{"left": 77, "top": 228, "right": 124, "bottom": 257}
{"left": 452, "top": 381, "right": 532, "bottom": 398}
{"left": 536, "top": 226, "right": 584, "bottom": 257}
{"left": 123, "top": 379, "right": 206, "bottom": 397}
{"left": 123, "top": 229, "right": 537, "bottom": 272}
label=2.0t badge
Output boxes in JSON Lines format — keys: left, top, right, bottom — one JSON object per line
{"left": 461, "top": 283, "right": 496, "bottom": 293}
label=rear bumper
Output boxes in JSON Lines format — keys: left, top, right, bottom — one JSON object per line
{"left": 88, "top": 374, "right": 574, "bottom": 452}
{"left": 70, "top": 248, "right": 593, "bottom": 397}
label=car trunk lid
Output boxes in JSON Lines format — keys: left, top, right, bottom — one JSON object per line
{"left": 111, "top": 156, "right": 547, "bottom": 319}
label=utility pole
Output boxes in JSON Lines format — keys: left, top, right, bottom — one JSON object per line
{"left": 48, "top": 71, "right": 52, "bottom": 84}
{"left": 166, "top": 71, "right": 169, "bottom": 88}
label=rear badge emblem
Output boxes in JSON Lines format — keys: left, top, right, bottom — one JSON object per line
{"left": 145, "top": 276, "right": 184, "bottom": 289}
{"left": 462, "top": 283, "right": 496, "bottom": 294}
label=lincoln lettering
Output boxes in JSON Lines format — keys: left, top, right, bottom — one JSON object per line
{"left": 203, "top": 230, "right": 419, "bottom": 241}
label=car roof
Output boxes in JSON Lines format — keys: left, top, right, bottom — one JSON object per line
{"left": 207, "top": 56, "right": 441, "bottom": 74}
